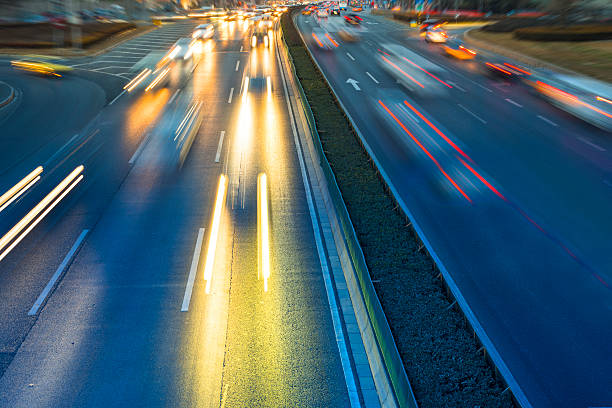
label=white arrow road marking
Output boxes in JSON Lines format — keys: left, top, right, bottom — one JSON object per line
{"left": 346, "top": 78, "right": 361, "bottom": 91}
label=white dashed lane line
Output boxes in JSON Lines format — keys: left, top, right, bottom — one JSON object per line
{"left": 365, "top": 71, "right": 379, "bottom": 84}
{"left": 505, "top": 98, "right": 523, "bottom": 108}
{"left": 346, "top": 52, "right": 355, "bottom": 61}
{"left": 537, "top": 115, "right": 558, "bottom": 127}
{"left": 457, "top": 103, "right": 487, "bottom": 124}
{"left": 578, "top": 137, "right": 606, "bottom": 152}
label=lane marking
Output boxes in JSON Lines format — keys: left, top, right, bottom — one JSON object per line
{"left": 235, "top": 60, "right": 240, "bottom": 71}
{"left": 168, "top": 88, "right": 181, "bottom": 105}
{"left": 215, "top": 131, "right": 225, "bottom": 163}
{"left": 109, "top": 89, "right": 126, "bottom": 105}
{"left": 181, "top": 228, "right": 205, "bottom": 312}
{"left": 537, "top": 115, "right": 558, "bottom": 127}
{"left": 28, "top": 229, "right": 89, "bottom": 315}
{"left": 275, "top": 37, "right": 361, "bottom": 408}
{"left": 505, "top": 98, "right": 523, "bottom": 108}
{"left": 129, "top": 132, "right": 152, "bottom": 165}
{"left": 227, "top": 87, "right": 234, "bottom": 104}
{"left": 578, "top": 136, "right": 606, "bottom": 152}
{"left": 457, "top": 103, "right": 487, "bottom": 124}
{"left": 239, "top": 45, "right": 243, "bottom": 52}
{"left": 365, "top": 71, "right": 379, "bottom": 84}
{"left": 346, "top": 52, "right": 355, "bottom": 61}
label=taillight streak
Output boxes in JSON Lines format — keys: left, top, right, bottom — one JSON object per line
{"left": 381, "top": 55, "right": 425, "bottom": 88}
{"left": 378, "top": 100, "right": 471, "bottom": 202}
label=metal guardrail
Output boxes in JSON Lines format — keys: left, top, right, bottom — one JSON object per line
{"left": 278, "top": 17, "right": 418, "bottom": 408}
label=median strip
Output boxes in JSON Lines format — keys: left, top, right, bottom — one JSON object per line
{"left": 281, "top": 10, "right": 513, "bottom": 408}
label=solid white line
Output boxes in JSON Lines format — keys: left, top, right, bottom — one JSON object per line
{"left": 227, "top": 87, "right": 234, "bottom": 104}
{"left": 28, "top": 229, "right": 89, "bottom": 315}
{"left": 365, "top": 71, "right": 379, "bottom": 84}
{"left": 457, "top": 103, "right": 487, "bottom": 124}
{"left": 181, "top": 227, "right": 205, "bottom": 312}
{"left": 168, "top": 88, "right": 181, "bottom": 105}
{"left": 537, "top": 115, "right": 558, "bottom": 127}
{"left": 346, "top": 52, "right": 355, "bottom": 61}
{"left": 129, "top": 132, "right": 152, "bottom": 164}
{"left": 215, "top": 131, "right": 225, "bottom": 163}
{"left": 276, "top": 35, "right": 361, "bottom": 408}
{"left": 239, "top": 45, "right": 244, "bottom": 52}
{"left": 505, "top": 98, "right": 523, "bottom": 108}
{"left": 235, "top": 60, "right": 240, "bottom": 71}
{"left": 109, "top": 89, "right": 126, "bottom": 106}
{"left": 578, "top": 136, "right": 606, "bottom": 152}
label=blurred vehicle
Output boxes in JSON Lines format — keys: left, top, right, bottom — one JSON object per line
{"left": 252, "top": 26, "right": 270, "bottom": 47}
{"left": 317, "top": 8, "right": 329, "bottom": 18}
{"left": 311, "top": 28, "right": 336, "bottom": 50}
{"left": 419, "top": 19, "right": 443, "bottom": 33}
{"left": 378, "top": 44, "right": 450, "bottom": 96}
{"left": 225, "top": 11, "right": 238, "bottom": 21}
{"left": 11, "top": 59, "right": 72, "bottom": 77}
{"left": 261, "top": 14, "right": 275, "bottom": 27}
{"left": 524, "top": 73, "right": 612, "bottom": 132}
{"left": 424, "top": 28, "right": 448, "bottom": 43}
{"left": 484, "top": 61, "right": 530, "bottom": 79}
{"left": 443, "top": 42, "right": 477, "bottom": 60}
{"left": 352, "top": 6, "right": 363, "bottom": 11}
{"left": 339, "top": 0, "right": 348, "bottom": 10}
{"left": 344, "top": 14, "right": 362, "bottom": 25}
{"left": 192, "top": 24, "right": 214, "bottom": 40}
{"left": 302, "top": 8, "right": 312, "bottom": 15}
{"left": 331, "top": 8, "right": 341, "bottom": 15}
{"left": 338, "top": 28, "right": 360, "bottom": 42}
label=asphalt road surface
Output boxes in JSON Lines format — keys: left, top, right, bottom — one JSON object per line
{"left": 0, "top": 18, "right": 367, "bottom": 407}
{"left": 296, "top": 11, "right": 612, "bottom": 408}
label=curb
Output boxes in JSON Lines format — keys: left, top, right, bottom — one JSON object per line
{"left": 0, "top": 81, "right": 16, "bottom": 109}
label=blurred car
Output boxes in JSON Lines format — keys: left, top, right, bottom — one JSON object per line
{"left": 484, "top": 61, "right": 530, "bottom": 79}
{"left": 524, "top": 73, "right": 612, "bottom": 132}
{"left": 443, "top": 42, "right": 477, "bottom": 60}
{"left": 311, "top": 28, "right": 336, "bottom": 50}
{"left": 338, "top": 28, "right": 360, "bottom": 42}
{"left": 352, "top": 6, "right": 363, "bottom": 11}
{"left": 317, "top": 8, "right": 329, "bottom": 18}
{"left": 378, "top": 44, "right": 450, "bottom": 96}
{"left": 11, "top": 59, "right": 72, "bottom": 77}
{"left": 252, "top": 26, "right": 270, "bottom": 47}
{"left": 331, "top": 8, "right": 341, "bottom": 15}
{"left": 424, "top": 28, "right": 448, "bottom": 43}
{"left": 419, "top": 19, "right": 443, "bottom": 33}
{"left": 344, "top": 14, "right": 362, "bottom": 25}
{"left": 192, "top": 24, "right": 214, "bottom": 40}
{"left": 302, "top": 8, "right": 312, "bottom": 15}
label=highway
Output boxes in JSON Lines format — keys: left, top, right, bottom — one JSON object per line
{"left": 0, "top": 18, "right": 371, "bottom": 407}
{"left": 295, "top": 11, "right": 612, "bottom": 408}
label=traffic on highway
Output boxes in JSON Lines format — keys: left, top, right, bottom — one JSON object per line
{"left": 0, "top": 1, "right": 611, "bottom": 407}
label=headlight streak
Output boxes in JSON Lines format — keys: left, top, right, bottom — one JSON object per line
{"left": 145, "top": 67, "right": 170, "bottom": 92}
{"left": 258, "top": 173, "right": 270, "bottom": 292}
{"left": 203, "top": 174, "right": 227, "bottom": 294}
{"left": 123, "top": 68, "right": 151, "bottom": 92}
{"left": 0, "top": 166, "right": 43, "bottom": 213}
{"left": 267, "top": 76, "right": 272, "bottom": 99}
{"left": 242, "top": 76, "right": 250, "bottom": 103}
{"left": 175, "top": 102, "right": 199, "bottom": 140}
{"left": 0, "top": 165, "right": 84, "bottom": 262}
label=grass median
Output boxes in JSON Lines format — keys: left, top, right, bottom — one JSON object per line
{"left": 281, "top": 10, "right": 513, "bottom": 408}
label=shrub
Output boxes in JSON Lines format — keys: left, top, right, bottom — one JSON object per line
{"left": 481, "top": 17, "right": 555, "bottom": 32}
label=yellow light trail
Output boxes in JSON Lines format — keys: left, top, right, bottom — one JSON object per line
{"left": 242, "top": 76, "right": 250, "bottom": 103}
{"left": 267, "top": 76, "right": 272, "bottom": 99}
{"left": 124, "top": 68, "right": 151, "bottom": 92}
{"left": 203, "top": 174, "right": 227, "bottom": 294}
{"left": 145, "top": 67, "right": 170, "bottom": 92}
{"left": 258, "top": 173, "right": 270, "bottom": 292}
{"left": 0, "top": 166, "right": 84, "bottom": 262}
{"left": 0, "top": 166, "right": 43, "bottom": 213}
